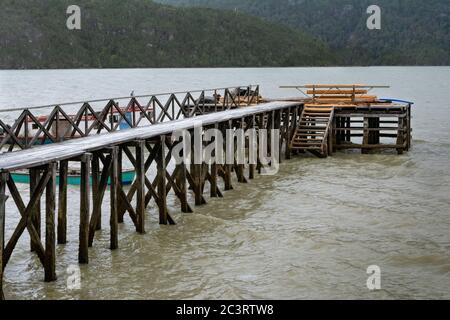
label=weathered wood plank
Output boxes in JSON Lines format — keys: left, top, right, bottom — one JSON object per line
{"left": 135, "top": 140, "right": 146, "bottom": 234}
{"left": 4, "top": 172, "right": 49, "bottom": 267}
{"left": 88, "top": 153, "right": 111, "bottom": 247}
{"left": 57, "top": 160, "right": 68, "bottom": 244}
{"left": 79, "top": 154, "right": 91, "bottom": 264}
{"left": 91, "top": 154, "right": 101, "bottom": 231}
{"left": 0, "top": 173, "right": 8, "bottom": 300}
{"left": 110, "top": 147, "right": 119, "bottom": 250}
{"left": 45, "top": 163, "right": 57, "bottom": 282}
{"left": 30, "top": 168, "right": 41, "bottom": 251}
{"left": 176, "top": 162, "right": 193, "bottom": 213}
{"left": 157, "top": 137, "right": 169, "bottom": 224}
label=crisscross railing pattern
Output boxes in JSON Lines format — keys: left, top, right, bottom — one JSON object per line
{"left": 0, "top": 85, "right": 261, "bottom": 152}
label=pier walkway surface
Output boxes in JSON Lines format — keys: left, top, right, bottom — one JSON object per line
{"left": 0, "top": 101, "right": 297, "bottom": 171}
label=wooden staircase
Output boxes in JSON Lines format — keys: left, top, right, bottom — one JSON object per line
{"left": 290, "top": 106, "right": 334, "bottom": 158}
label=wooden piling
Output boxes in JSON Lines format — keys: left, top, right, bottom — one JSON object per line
{"left": 79, "top": 154, "right": 91, "bottom": 264}
{"left": 117, "top": 147, "right": 124, "bottom": 223}
{"left": 135, "top": 140, "right": 146, "bottom": 234}
{"left": 30, "top": 168, "right": 41, "bottom": 252}
{"left": 396, "top": 116, "right": 404, "bottom": 155}
{"left": 91, "top": 154, "right": 101, "bottom": 231}
{"left": 362, "top": 117, "right": 370, "bottom": 154}
{"left": 209, "top": 123, "right": 220, "bottom": 196}
{"left": 110, "top": 147, "right": 119, "bottom": 250}
{"left": 248, "top": 115, "right": 256, "bottom": 180}
{"left": 157, "top": 136, "right": 169, "bottom": 224}
{"left": 44, "top": 163, "right": 57, "bottom": 282}
{"left": 176, "top": 160, "right": 192, "bottom": 212}
{"left": 88, "top": 152, "right": 111, "bottom": 247}
{"left": 57, "top": 160, "right": 68, "bottom": 244}
{"left": 0, "top": 172, "right": 7, "bottom": 300}
{"left": 236, "top": 117, "right": 247, "bottom": 183}
{"left": 223, "top": 121, "right": 233, "bottom": 190}
{"left": 285, "top": 108, "right": 292, "bottom": 160}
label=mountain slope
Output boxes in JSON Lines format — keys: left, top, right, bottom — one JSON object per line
{"left": 0, "top": 0, "right": 336, "bottom": 69}
{"left": 157, "top": 0, "right": 450, "bottom": 65}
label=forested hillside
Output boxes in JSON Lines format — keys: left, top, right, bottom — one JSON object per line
{"left": 0, "top": 0, "right": 335, "bottom": 68}
{"left": 158, "top": 0, "right": 450, "bottom": 65}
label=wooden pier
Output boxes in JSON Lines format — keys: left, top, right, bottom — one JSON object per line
{"left": 0, "top": 85, "right": 412, "bottom": 299}
{"left": 284, "top": 85, "right": 412, "bottom": 157}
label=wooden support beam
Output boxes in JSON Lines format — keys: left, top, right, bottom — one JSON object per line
{"left": 157, "top": 136, "right": 175, "bottom": 225}
{"left": 110, "top": 147, "right": 119, "bottom": 250}
{"left": 88, "top": 153, "right": 111, "bottom": 247}
{"left": 362, "top": 117, "right": 370, "bottom": 154}
{"left": 0, "top": 172, "right": 8, "bottom": 300}
{"left": 135, "top": 140, "right": 146, "bottom": 234}
{"left": 276, "top": 110, "right": 283, "bottom": 164}
{"left": 44, "top": 163, "right": 57, "bottom": 282}
{"left": 257, "top": 113, "right": 265, "bottom": 174}
{"left": 285, "top": 108, "right": 292, "bottom": 160}
{"left": 190, "top": 132, "right": 206, "bottom": 205}
{"left": 346, "top": 117, "right": 351, "bottom": 142}
{"left": 117, "top": 146, "right": 124, "bottom": 223}
{"left": 248, "top": 115, "right": 256, "bottom": 180}
{"left": 57, "top": 160, "right": 68, "bottom": 244}
{"left": 176, "top": 162, "right": 193, "bottom": 212}
{"left": 332, "top": 116, "right": 337, "bottom": 153}
{"left": 236, "top": 117, "right": 247, "bottom": 184}
{"left": 396, "top": 116, "right": 405, "bottom": 155}
{"left": 328, "top": 126, "right": 333, "bottom": 156}
{"left": 79, "top": 154, "right": 91, "bottom": 264}
{"left": 4, "top": 172, "right": 48, "bottom": 268}
{"left": 223, "top": 121, "right": 233, "bottom": 190}
{"left": 210, "top": 123, "right": 220, "bottom": 196}
{"left": 30, "top": 168, "right": 41, "bottom": 252}
{"left": 91, "top": 154, "right": 101, "bottom": 231}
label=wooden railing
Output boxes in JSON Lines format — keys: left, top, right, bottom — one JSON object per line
{"left": 0, "top": 85, "right": 260, "bottom": 152}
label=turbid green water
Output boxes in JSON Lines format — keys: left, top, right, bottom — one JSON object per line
{"left": 1, "top": 67, "right": 449, "bottom": 299}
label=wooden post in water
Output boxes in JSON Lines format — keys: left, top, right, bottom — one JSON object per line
{"left": 257, "top": 113, "right": 265, "bottom": 173}
{"left": 110, "top": 147, "right": 119, "bottom": 250}
{"left": 396, "top": 115, "right": 404, "bottom": 155}
{"left": 88, "top": 152, "right": 111, "bottom": 247}
{"left": 174, "top": 137, "right": 192, "bottom": 213}
{"left": 249, "top": 115, "right": 256, "bottom": 180}
{"left": 30, "top": 168, "right": 41, "bottom": 252}
{"left": 362, "top": 117, "right": 370, "bottom": 154}
{"left": 275, "top": 110, "right": 283, "bottom": 164}
{"left": 210, "top": 123, "right": 220, "bottom": 197}
{"left": 332, "top": 115, "right": 337, "bottom": 153}
{"left": 285, "top": 108, "right": 292, "bottom": 160}
{"left": 0, "top": 172, "right": 8, "bottom": 300}
{"left": 346, "top": 117, "right": 351, "bottom": 142}
{"left": 57, "top": 160, "right": 68, "bottom": 244}
{"left": 135, "top": 140, "right": 146, "bottom": 234}
{"left": 92, "top": 154, "right": 101, "bottom": 230}
{"left": 236, "top": 117, "right": 247, "bottom": 183}
{"left": 223, "top": 120, "right": 233, "bottom": 191}
{"left": 44, "top": 163, "right": 57, "bottom": 282}
{"left": 117, "top": 147, "right": 124, "bottom": 223}
{"left": 79, "top": 154, "right": 91, "bottom": 264}
{"left": 157, "top": 136, "right": 168, "bottom": 224}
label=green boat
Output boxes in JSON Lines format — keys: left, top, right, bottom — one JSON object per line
{"left": 11, "top": 169, "right": 136, "bottom": 186}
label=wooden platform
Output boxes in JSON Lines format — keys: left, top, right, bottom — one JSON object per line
{"left": 285, "top": 84, "right": 412, "bottom": 157}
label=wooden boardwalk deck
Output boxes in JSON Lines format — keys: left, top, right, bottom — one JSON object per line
{"left": 0, "top": 101, "right": 297, "bottom": 172}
